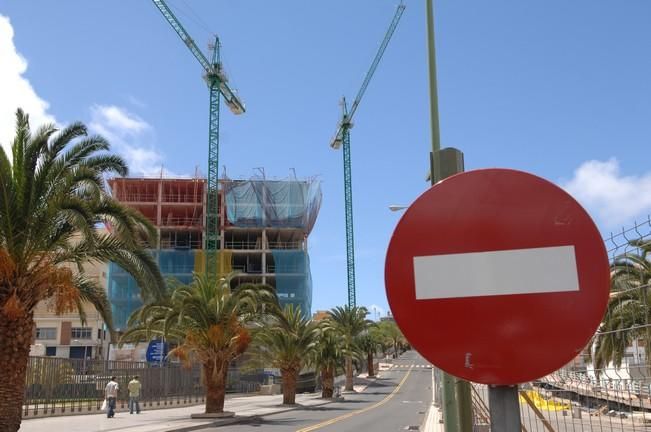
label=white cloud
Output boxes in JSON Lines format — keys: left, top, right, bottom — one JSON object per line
{"left": 126, "top": 95, "right": 147, "bottom": 109}
{"left": 89, "top": 104, "right": 178, "bottom": 177}
{"left": 0, "top": 15, "right": 56, "bottom": 155}
{"left": 562, "top": 158, "right": 651, "bottom": 229}
{"left": 0, "top": 15, "right": 177, "bottom": 178}
{"left": 93, "top": 105, "right": 148, "bottom": 134}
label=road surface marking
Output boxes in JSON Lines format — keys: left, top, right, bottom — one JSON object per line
{"left": 295, "top": 366, "right": 413, "bottom": 432}
{"left": 413, "top": 245, "right": 579, "bottom": 299}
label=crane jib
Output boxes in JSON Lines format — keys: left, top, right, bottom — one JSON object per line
{"left": 150, "top": 0, "right": 246, "bottom": 268}
{"left": 329, "top": 3, "right": 406, "bottom": 307}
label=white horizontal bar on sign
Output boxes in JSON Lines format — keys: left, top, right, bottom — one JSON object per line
{"left": 413, "top": 246, "right": 579, "bottom": 300}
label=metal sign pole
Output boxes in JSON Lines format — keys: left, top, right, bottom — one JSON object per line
{"left": 488, "top": 385, "right": 521, "bottom": 432}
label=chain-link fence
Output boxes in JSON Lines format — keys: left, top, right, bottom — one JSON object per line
{"left": 23, "top": 356, "right": 264, "bottom": 418}
{"left": 433, "top": 218, "right": 651, "bottom": 431}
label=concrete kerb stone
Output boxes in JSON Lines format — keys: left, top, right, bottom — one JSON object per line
{"left": 165, "top": 399, "right": 336, "bottom": 432}
{"left": 422, "top": 368, "right": 444, "bottom": 432}
{"left": 339, "top": 372, "right": 382, "bottom": 395}
{"left": 167, "top": 375, "right": 381, "bottom": 432}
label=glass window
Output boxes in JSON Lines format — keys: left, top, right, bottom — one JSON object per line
{"left": 71, "top": 327, "right": 92, "bottom": 339}
{"left": 35, "top": 327, "right": 56, "bottom": 340}
{"left": 45, "top": 346, "right": 56, "bottom": 356}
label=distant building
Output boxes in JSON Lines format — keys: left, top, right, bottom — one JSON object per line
{"left": 31, "top": 259, "right": 110, "bottom": 359}
{"left": 380, "top": 311, "right": 395, "bottom": 322}
{"left": 312, "top": 310, "right": 331, "bottom": 321}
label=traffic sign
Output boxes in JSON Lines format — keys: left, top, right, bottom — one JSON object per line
{"left": 385, "top": 168, "right": 610, "bottom": 385}
{"left": 146, "top": 339, "right": 168, "bottom": 363}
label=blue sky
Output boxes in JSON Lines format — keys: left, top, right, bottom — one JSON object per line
{"left": 2, "top": 1, "right": 651, "bottom": 318}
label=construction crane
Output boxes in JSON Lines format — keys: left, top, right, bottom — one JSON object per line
{"left": 330, "top": 3, "right": 405, "bottom": 307}
{"left": 152, "top": 0, "right": 245, "bottom": 267}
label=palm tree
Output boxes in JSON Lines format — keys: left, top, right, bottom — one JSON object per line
{"left": 377, "top": 320, "right": 406, "bottom": 358}
{"left": 121, "top": 272, "right": 276, "bottom": 413}
{"left": 593, "top": 241, "right": 651, "bottom": 372}
{"left": 357, "top": 331, "right": 381, "bottom": 377}
{"left": 255, "top": 304, "right": 321, "bottom": 404}
{"left": 311, "top": 326, "right": 346, "bottom": 398}
{"left": 329, "top": 305, "right": 371, "bottom": 391}
{"left": 0, "top": 109, "right": 165, "bottom": 432}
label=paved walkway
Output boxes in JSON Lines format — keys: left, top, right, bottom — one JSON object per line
{"left": 423, "top": 368, "right": 444, "bottom": 432}
{"left": 19, "top": 393, "right": 333, "bottom": 432}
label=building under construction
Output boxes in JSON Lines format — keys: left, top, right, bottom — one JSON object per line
{"left": 106, "top": 174, "right": 322, "bottom": 330}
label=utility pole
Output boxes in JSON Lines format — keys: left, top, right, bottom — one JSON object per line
{"left": 425, "top": 1, "right": 473, "bottom": 432}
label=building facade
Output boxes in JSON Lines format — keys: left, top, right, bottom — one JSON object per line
{"left": 106, "top": 175, "right": 322, "bottom": 331}
{"left": 31, "top": 260, "right": 110, "bottom": 359}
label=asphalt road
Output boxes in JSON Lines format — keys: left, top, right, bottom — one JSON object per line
{"left": 207, "top": 350, "right": 432, "bottom": 432}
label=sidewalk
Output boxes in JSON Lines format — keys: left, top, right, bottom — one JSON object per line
{"left": 423, "top": 368, "right": 444, "bottom": 432}
{"left": 19, "top": 392, "right": 333, "bottom": 432}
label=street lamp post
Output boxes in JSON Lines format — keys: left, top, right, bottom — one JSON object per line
{"left": 424, "top": 2, "right": 472, "bottom": 432}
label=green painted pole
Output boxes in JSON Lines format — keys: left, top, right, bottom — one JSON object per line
{"left": 426, "top": 0, "right": 441, "bottom": 157}
{"left": 456, "top": 379, "right": 474, "bottom": 432}
{"left": 426, "top": 2, "right": 473, "bottom": 432}
{"left": 425, "top": 1, "right": 458, "bottom": 430}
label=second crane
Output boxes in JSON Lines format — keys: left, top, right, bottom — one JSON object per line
{"left": 330, "top": 3, "right": 405, "bottom": 307}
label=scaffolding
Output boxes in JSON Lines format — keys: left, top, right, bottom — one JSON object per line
{"left": 107, "top": 172, "right": 321, "bottom": 328}
{"left": 272, "top": 250, "right": 312, "bottom": 315}
{"left": 222, "top": 176, "right": 322, "bottom": 233}
{"left": 108, "top": 250, "right": 195, "bottom": 330}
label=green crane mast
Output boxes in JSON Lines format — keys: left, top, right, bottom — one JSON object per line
{"left": 152, "top": 0, "right": 245, "bottom": 267}
{"left": 330, "top": 3, "right": 405, "bottom": 307}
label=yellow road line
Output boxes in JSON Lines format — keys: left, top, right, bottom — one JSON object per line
{"left": 295, "top": 365, "right": 414, "bottom": 432}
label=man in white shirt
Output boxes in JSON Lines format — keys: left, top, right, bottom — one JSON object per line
{"left": 104, "top": 376, "right": 119, "bottom": 418}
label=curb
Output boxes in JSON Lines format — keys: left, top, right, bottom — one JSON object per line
{"left": 421, "top": 368, "right": 443, "bottom": 432}
{"left": 165, "top": 399, "right": 335, "bottom": 431}
{"left": 167, "top": 370, "right": 390, "bottom": 431}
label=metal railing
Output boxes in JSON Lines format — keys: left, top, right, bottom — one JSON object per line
{"left": 268, "top": 241, "right": 304, "bottom": 250}
{"left": 159, "top": 239, "right": 203, "bottom": 249}
{"left": 224, "top": 240, "right": 262, "bottom": 250}
{"left": 433, "top": 216, "right": 651, "bottom": 431}
{"left": 222, "top": 240, "right": 304, "bottom": 250}
{"left": 161, "top": 194, "right": 202, "bottom": 204}
{"left": 23, "top": 356, "right": 265, "bottom": 418}
{"left": 117, "top": 193, "right": 157, "bottom": 203}
{"left": 160, "top": 217, "right": 203, "bottom": 227}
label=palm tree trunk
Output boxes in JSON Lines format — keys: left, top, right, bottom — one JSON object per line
{"left": 345, "top": 356, "right": 354, "bottom": 391}
{"left": 367, "top": 352, "right": 375, "bottom": 377}
{"left": 321, "top": 366, "right": 334, "bottom": 398}
{"left": 281, "top": 368, "right": 298, "bottom": 405}
{"left": 203, "top": 362, "right": 228, "bottom": 413}
{"left": 0, "top": 311, "right": 34, "bottom": 432}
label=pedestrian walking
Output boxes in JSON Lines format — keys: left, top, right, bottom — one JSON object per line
{"left": 104, "top": 376, "right": 119, "bottom": 418}
{"left": 128, "top": 375, "right": 142, "bottom": 414}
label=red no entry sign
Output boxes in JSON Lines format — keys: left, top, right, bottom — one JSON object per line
{"left": 385, "top": 169, "right": 609, "bottom": 385}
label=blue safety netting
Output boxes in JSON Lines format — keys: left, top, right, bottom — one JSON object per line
{"left": 224, "top": 178, "right": 322, "bottom": 233}
{"left": 107, "top": 250, "right": 197, "bottom": 331}
{"left": 272, "top": 250, "right": 312, "bottom": 317}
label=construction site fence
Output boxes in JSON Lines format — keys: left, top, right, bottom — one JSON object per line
{"left": 430, "top": 216, "right": 651, "bottom": 431}
{"left": 432, "top": 368, "right": 651, "bottom": 432}
{"left": 23, "top": 356, "right": 267, "bottom": 418}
